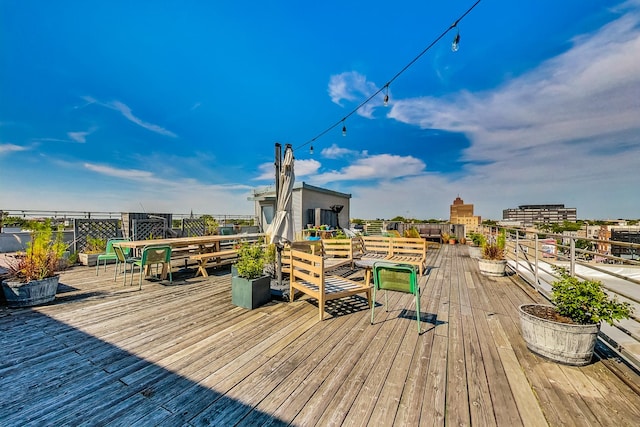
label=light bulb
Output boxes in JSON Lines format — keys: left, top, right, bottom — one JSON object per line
{"left": 451, "top": 33, "right": 460, "bottom": 52}
{"left": 342, "top": 124, "right": 347, "bottom": 136}
{"left": 383, "top": 94, "right": 389, "bottom": 107}
{"left": 310, "top": 145, "right": 314, "bottom": 155}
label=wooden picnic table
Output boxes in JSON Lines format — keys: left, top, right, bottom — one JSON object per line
{"left": 115, "top": 233, "right": 264, "bottom": 277}
{"left": 115, "top": 233, "right": 264, "bottom": 252}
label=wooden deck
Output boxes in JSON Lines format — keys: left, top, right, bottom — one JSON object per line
{"left": 2, "top": 245, "right": 640, "bottom": 426}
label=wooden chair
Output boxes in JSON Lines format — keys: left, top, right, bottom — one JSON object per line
{"left": 289, "top": 248, "right": 372, "bottom": 321}
{"left": 371, "top": 262, "right": 421, "bottom": 332}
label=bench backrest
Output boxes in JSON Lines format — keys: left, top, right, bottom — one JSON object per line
{"left": 360, "top": 236, "right": 392, "bottom": 255}
{"left": 290, "top": 248, "right": 324, "bottom": 292}
{"left": 321, "top": 238, "right": 353, "bottom": 259}
{"left": 282, "top": 241, "right": 322, "bottom": 273}
{"left": 389, "top": 237, "right": 426, "bottom": 259}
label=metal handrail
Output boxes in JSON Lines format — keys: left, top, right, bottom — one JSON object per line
{"left": 481, "top": 225, "right": 640, "bottom": 371}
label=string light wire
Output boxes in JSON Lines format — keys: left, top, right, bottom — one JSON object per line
{"left": 295, "top": 0, "right": 482, "bottom": 151}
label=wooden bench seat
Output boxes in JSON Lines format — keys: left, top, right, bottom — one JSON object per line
{"left": 190, "top": 249, "right": 238, "bottom": 277}
{"left": 290, "top": 249, "right": 372, "bottom": 320}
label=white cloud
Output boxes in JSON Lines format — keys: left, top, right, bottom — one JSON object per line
{"left": 67, "top": 127, "right": 96, "bottom": 143}
{"left": 295, "top": 158, "right": 322, "bottom": 177}
{"left": 328, "top": 71, "right": 383, "bottom": 118}
{"left": 310, "top": 154, "right": 425, "bottom": 185}
{"left": 0, "top": 144, "right": 29, "bottom": 155}
{"left": 84, "top": 163, "right": 156, "bottom": 181}
{"left": 321, "top": 143, "right": 358, "bottom": 159}
{"left": 81, "top": 96, "right": 177, "bottom": 137}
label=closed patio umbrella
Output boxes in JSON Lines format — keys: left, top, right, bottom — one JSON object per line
{"left": 266, "top": 144, "right": 295, "bottom": 290}
{"left": 267, "top": 144, "right": 295, "bottom": 246}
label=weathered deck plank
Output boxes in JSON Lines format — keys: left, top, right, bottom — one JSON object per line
{"left": 1, "top": 245, "right": 640, "bottom": 426}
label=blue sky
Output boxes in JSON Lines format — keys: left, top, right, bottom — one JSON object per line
{"left": 1, "top": 0, "right": 639, "bottom": 221}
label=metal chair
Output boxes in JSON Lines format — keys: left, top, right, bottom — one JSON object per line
{"left": 113, "top": 244, "right": 139, "bottom": 285}
{"left": 371, "top": 262, "right": 421, "bottom": 333}
{"left": 131, "top": 245, "right": 173, "bottom": 289}
{"left": 96, "top": 238, "right": 131, "bottom": 275}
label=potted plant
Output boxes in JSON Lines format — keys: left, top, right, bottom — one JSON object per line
{"left": 448, "top": 235, "right": 457, "bottom": 245}
{"left": 78, "top": 236, "right": 107, "bottom": 266}
{"left": 1, "top": 220, "right": 66, "bottom": 307}
{"left": 519, "top": 267, "right": 632, "bottom": 366}
{"left": 478, "top": 229, "right": 507, "bottom": 276}
{"left": 231, "top": 241, "right": 272, "bottom": 309}
{"left": 467, "top": 232, "right": 486, "bottom": 259}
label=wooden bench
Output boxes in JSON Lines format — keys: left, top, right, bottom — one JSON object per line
{"left": 321, "top": 238, "right": 354, "bottom": 270}
{"left": 386, "top": 237, "right": 427, "bottom": 275}
{"left": 190, "top": 249, "right": 238, "bottom": 277}
{"left": 289, "top": 249, "right": 372, "bottom": 321}
{"left": 354, "top": 235, "right": 392, "bottom": 260}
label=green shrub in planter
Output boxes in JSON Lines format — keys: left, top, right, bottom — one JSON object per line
{"left": 551, "top": 266, "right": 632, "bottom": 325}
{"left": 235, "top": 242, "right": 266, "bottom": 279}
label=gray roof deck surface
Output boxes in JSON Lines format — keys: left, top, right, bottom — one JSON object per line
{"left": 1, "top": 244, "right": 639, "bottom": 426}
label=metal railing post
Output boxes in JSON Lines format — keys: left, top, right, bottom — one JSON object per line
{"left": 570, "top": 237, "right": 576, "bottom": 276}
{"left": 515, "top": 229, "right": 519, "bottom": 274}
{"left": 534, "top": 234, "right": 539, "bottom": 293}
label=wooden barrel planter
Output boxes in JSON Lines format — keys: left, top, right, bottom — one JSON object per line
{"left": 478, "top": 258, "right": 507, "bottom": 276}
{"left": 1, "top": 275, "right": 60, "bottom": 308}
{"left": 518, "top": 304, "right": 600, "bottom": 366}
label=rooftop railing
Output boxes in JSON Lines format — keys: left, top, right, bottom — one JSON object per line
{"left": 483, "top": 225, "right": 640, "bottom": 371}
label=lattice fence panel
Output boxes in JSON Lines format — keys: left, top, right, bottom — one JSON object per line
{"left": 73, "top": 219, "right": 120, "bottom": 252}
{"left": 132, "top": 219, "right": 166, "bottom": 240}
{"left": 182, "top": 219, "right": 205, "bottom": 237}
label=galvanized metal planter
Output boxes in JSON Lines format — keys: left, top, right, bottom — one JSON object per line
{"left": 518, "top": 304, "right": 600, "bottom": 366}
{"left": 1, "top": 275, "right": 60, "bottom": 308}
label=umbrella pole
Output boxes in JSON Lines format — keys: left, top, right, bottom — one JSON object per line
{"left": 276, "top": 244, "right": 283, "bottom": 287}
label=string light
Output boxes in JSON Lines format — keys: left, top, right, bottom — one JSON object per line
{"left": 294, "top": 0, "right": 482, "bottom": 152}
{"left": 383, "top": 84, "right": 389, "bottom": 107}
{"left": 451, "top": 27, "right": 460, "bottom": 52}
{"left": 310, "top": 145, "right": 314, "bottom": 155}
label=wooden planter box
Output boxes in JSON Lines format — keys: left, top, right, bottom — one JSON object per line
{"left": 231, "top": 275, "right": 271, "bottom": 309}
{"left": 78, "top": 253, "right": 116, "bottom": 267}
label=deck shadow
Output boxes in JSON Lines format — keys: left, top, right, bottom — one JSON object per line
{"left": 0, "top": 309, "right": 291, "bottom": 425}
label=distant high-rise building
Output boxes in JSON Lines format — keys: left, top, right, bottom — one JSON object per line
{"left": 450, "top": 196, "right": 481, "bottom": 226}
{"left": 502, "top": 204, "right": 577, "bottom": 226}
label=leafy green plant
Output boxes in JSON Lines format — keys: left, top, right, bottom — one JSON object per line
{"left": 481, "top": 229, "right": 506, "bottom": 260}
{"left": 468, "top": 232, "right": 486, "bottom": 247}
{"left": 235, "top": 242, "right": 267, "bottom": 280}
{"left": 551, "top": 267, "right": 633, "bottom": 325}
{"left": 7, "top": 220, "right": 64, "bottom": 282}
{"left": 84, "top": 236, "right": 107, "bottom": 254}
